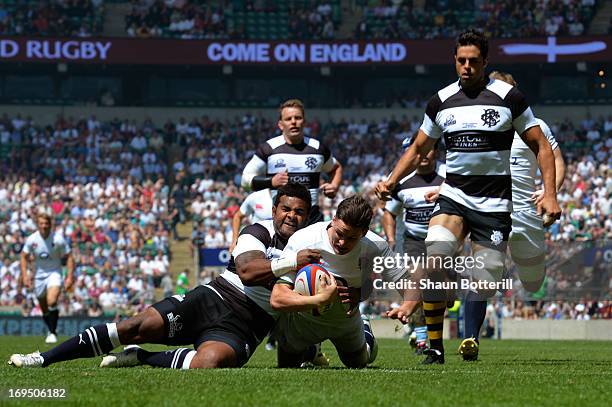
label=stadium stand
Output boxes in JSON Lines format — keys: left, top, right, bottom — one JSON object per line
{"left": 0, "top": 0, "right": 105, "bottom": 37}
{"left": 124, "top": 0, "right": 342, "bottom": 40}
{"left": 0, "top": 111, "right": 609, "bottom": 318}
{"left": 355, "top": 0, "right": 601, "bottom": 40}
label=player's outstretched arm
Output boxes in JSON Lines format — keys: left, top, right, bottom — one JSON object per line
{"left": 375, "top": 131, "right": 436, "bottom": 201}
{"left": 235, "top": 249, "right": 321, "bottom": 286}
{"left": 520, "top": 126, "right": 561, "bottom": 226}
{"left": 270, "top": 275, "right": 337, "bottom": 312}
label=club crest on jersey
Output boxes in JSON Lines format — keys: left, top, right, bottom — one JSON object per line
{"left": 481, "top": 109, "right": 500, "bottom": 128}
{"left": 490, "top": 230, "right": 503, "bottom": 246}
{"left": 304, "top": 157, "right": 318, "bottom": 170}
{"left": 274, "top": 159, "right": 286, "bottom": 169}
{"left": 443, "top": 114, "right": 456, "bottom": 127}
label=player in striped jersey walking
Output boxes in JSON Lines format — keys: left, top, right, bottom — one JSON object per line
{"left": 241, "top": 99, "right": 343, "bottom": 224}
{"left": 376, "top": 29, "right": 561, "bottom": 364}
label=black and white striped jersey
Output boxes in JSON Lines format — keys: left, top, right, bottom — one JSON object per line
{"left": 220, "top": 219, "right": 286, "bottom": 316}
{"left": 242, "top": 135, "right": 337, "bottom": 205}
{"left": 420, "top": 78, "right": 538, "bottom": 212}
{"left": 385, "top": 162, "right": 446, "bottom": 240}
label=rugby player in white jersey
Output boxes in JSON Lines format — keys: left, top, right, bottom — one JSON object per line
{"left": 490, "top": 71, "right": 565, "bottom": 292}
{"left": 20, "top": 212, "right": 74, "bottom": 344}
{"left": 375, "top": 29, "right": 561, "bottom": 364}
{"left": 230, "top": 188, "right": 273, "bottom": 253}
{"left": 270, "top": 195, "right": 407, "bottom": 368}
{"left": 9, "top": 184, "right": 327, "bottom": 369}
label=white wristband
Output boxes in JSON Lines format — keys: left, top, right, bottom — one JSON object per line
{"left": 270, "top": 254, "right": 298, "bottom": 277}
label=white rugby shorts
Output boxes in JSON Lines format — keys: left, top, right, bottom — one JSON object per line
{"left": 509, "top": 209, "right": 545, "bottom": 260}
{"left": 34, "top": 271, "right": 63, "bottom": 298}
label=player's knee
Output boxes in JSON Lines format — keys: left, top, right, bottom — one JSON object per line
{"left": 516, "top": 261, "right": 545, "bottom": 292}
{"left": 190, "top": 346, "right": 236, "bottom": 369}
{"left": 425, "top": 225, "right": 458, "bottom": 259}
{"left": 338, "top": 347, "right": 368, "bottom": 369}
{"left": 118, "top": 308, "right": 163, "bottom": 342}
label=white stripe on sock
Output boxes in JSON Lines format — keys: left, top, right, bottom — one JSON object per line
{"left": 89, "top": 328, "right": 103, "bottom": 356}
{"left": 171, "top": 348, "right": 186, "bottom": 369}
{"left": 85, "top": 328, "right": 98, "bottom": 356}
{"left": 182, "top": 351, "right": 197, "bottom": 370}
{"left": 106, "top": 323, "right": 121, "bottom": 348}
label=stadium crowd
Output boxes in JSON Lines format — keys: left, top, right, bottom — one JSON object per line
{"left": 0, "top": 111, "right": 609, "bottom": 319}
{"left": 355, "top": 0, "right": 600, "bottom": 40}
{"left": 0, "top": 0, "right": 104, "bottom": 37}
{"left": 0, "top": 0, "right": 605, "bottom": 41}
{"left": 125, "top": 0, "right": 230, "bottom": 39}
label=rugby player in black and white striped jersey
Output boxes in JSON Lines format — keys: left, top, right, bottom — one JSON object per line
{"left": 242, "top": 99, "right": 342, "bottom": 224}
{"left": 376, "top": 29, "right": 561, "bottom": 364}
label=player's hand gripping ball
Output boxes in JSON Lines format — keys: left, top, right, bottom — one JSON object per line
{"left": 294, "top": 263, "right": 333, "bottom": 315}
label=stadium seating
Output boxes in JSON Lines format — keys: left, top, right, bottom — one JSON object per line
{"left": 358, "top": 0, "right": 600, "bottom": 39}
{"left": 0, "top": 0, "right": 105, "bottom": 37}
{"left": 125, "top": 0, "right": 341, "bottom": 40}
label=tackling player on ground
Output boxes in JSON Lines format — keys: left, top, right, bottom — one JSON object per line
{"left": 9, "top": 184, "right": 324, "bottom": 369}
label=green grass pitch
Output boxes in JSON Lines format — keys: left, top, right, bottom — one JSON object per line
{"left": 1, "top": 336, "right": 611, "bottom": 406}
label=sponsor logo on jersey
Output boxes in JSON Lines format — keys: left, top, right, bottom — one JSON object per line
{"left": 481, "top": 109, "right": 500, "bottom": 128}
{"left": 274, "top": 159, "right": 286, "bottom": 169}
{"left": 288, "top": 174, "right": 310, "bottom": 184}
{"left": 490, "top": 230, "right": 503, "bottom": 246}
{"left": 304, "top": 157, "right": 318, "bottom": 170}
{"left": 443, "top": 114, "right": 456, "bottom": 127}
{"left": 166, "top": 312, "right": 183, "bottom": 338}
{"left": 405, "top": 207, "right": 434, "bottom": 224}
{"left": 255, "top": 204, "right": 263, "bottom": 209}
{"left": 39, "top": 252, "right": 49, "bottom": 259}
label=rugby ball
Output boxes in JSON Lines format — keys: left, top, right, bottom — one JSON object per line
{"left": 294, "top": 264, "right": 331, "bottom": 296}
